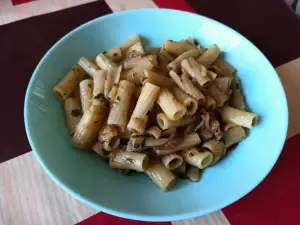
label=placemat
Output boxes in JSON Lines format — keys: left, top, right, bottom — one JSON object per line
{"left": 0, "top": 0, "right": 300, "bottom": 224}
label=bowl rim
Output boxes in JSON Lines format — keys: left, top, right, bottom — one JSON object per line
{"left": 24, "top": 8, "right": 288, "bottom": 222}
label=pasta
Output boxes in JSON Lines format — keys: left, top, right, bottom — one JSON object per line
{"left": 72, "top": 98, "right": 108, "bottom": 149}
{"left": 157, "top": 89, "right": 187, "bottom": 121}
{"left": 145, "top": 161, "right": 176, "bottom": 191}
{"left": 107, "top": 80, "right": 135, "bottom": 131}
{"left": 93, "top": 70, "right": 106, "bottom": 99}
{"left": 197, "top": 44, "right": 221, "bottom": 68}
{"left": 186, "top": 166, "right": 201, "bottom": 182}
{"left": 109, "top": 150, "right": 149, "bottom": 172}
{"left": 172, "top": 87, "right": 198, "bottom": 115}
{"left": 96, "top": 53, "right": 117, "bottom": 70}
{"left": 180, "top": 148, "right": 213, "bottom": 169}
{"left": 220, "top": 106, "right": 258, "bottom": 128}
{"left": 127, "top": 82, "right": 160, "bottom": 133}
{"left": 64, "top": 97, "right": 82, "bottom": 135}
{"left": 207, "top": 82, "right": 228, "bottom": 107}
{"left": 181, "top": 58, "right": 211, "bottom": 87}
{"left": 163, "top": 39, "right": 196, "bottom": 56}
{"left": 161, "top": 153, "right": 183, "bottom": 170}
{"left": 54, "top": 35, "right": 258, "bottom": 191}
{"left": 154, "top": 132, "right": 201, "bottom": 155}
{"left": 78, "top": 57, "right": 99, "bottom": 77}
{"left": 54, "top": 65, "right": 85, "bottom": 100}
{"left": 144, "top": 69, "right": 174, "bottom": 89}
{"left": 167, "top": 48, "right": 200, "bottom": 73}
{"left": 201, "top": 139, "right": 226, "bottom": 165}
{"left": 225, "top": 126, "right": 246, "bottom": 148}
{"left": 79, "top": 79, "right": 93, "bottom": 113}
{"left": 157, "top": 113, "right": 196, "bottom": 130}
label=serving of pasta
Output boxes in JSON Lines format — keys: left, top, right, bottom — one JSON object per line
{"left": 53, "top": 35, "right": 258, "bottom": 191}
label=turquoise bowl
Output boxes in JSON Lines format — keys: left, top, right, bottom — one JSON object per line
{"left": 24, "top": 9, "right": 288, "bottom": 221}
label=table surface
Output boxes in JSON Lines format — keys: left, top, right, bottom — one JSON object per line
{"left": 0, "top": 0, "right": 300, "bottom": 225}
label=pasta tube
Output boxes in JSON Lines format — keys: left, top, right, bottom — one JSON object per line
{"left": 144, "top": 138, "right": 169, "bottom": 147}
{"left": 197, "top": 44, "right": 220, "bottom": 68}
{"left": 98, "top": 124, "right": 119, "bottom": 143}
{"left": 78, "top": 57, "right": 99, "bottom": 77}
{"left": 124, "top": 67, "right": 145, "bottom": 85}
{"left": 93, "top": 70, "right": 106, "bottom": 99}
{"left": 172, "top": 87, "right": 198, "bottom": 115}
{"left": 204, "top": 95, "right": 217, "bottom": 111}
{"left": 144, "top": 69, "right": 174, "bottom": 89}
{"left": 186, "top": 166, "right": 201, "bottom": 182}
{"left": 103, "top": 137, "right": 120, "bottom": 151}
{"left": 127, "top": 82, "right": 160, "bottom": 133}
{"left": 92, "top": 141, "right": 109, "bottom": 158}
{"left": 107, "top": 80, "right": 136, "bottom": 131}
{"left": 72, "top": 99, "right": 108, "bottom": 149}
{"left": 119, "top": 35, "right": 141, "bottom": 51}
{"left": 53, "top": 65, "right": 85, "bottom": 100}
{"left": 157, "top": 50, "right": 174, "bottom": 76}
{"left": 108, "top": 84, "right": 119, "bottom": 102}
{"left": 155, "top": 132, "right": 201, "bottom": 155}
{"left": 169, "top": 70, "right": 205, "bottom": 102}
{"left": 181, "top": 58, "right": 211, "bottom": 86}
{"left": 64, "top": 97, "right": 82, "bottom": 135}
{"left": 207, "top": 83, "right": 228, "bottom": 107}
{"left": 163, "top": 39, "right": 195, "bottom": 56}
{"left": 157, "top": 89, "right": 187, "bottom": 121}
{"left": 173, "top": 162, "right": 186, "bottom": 177}
{"left": 167, "top": 48, "right": 200, "bottom": 73}
{"left": 230, "top": 89, "right": 246, "bottom": 110}
{"left": 207, "top": 70, "right": 217, "bottom": 80}
{"left": 145, "top": 47, "right": 160, "bottom": 55}
{"left": 225, "top": 126, "right": 246, "bottom": 148}
{"left": 214, "top": 58, "right": 236, "bottom": 77}
{"left": 201, "top": 139, "right": 225, "bottom": 165}
{"left": 106, "top": 46, "right": 123, "bottom": 62}
{"left": 109, "top": 150, "right": 149, "bottom": 172}
{"left": 161, "top": 153, "right": 183, "bottom": 170}
{"left": 145, "top": 161, "right": 176, "bottom": 191}
{"left": 79, "top": 79, "right": 93, "bottom": 113}
{"left": 96, "top": 53, "right": 117, "bottom": 70}
{"left": 145, "top": 126, "right": 162, "bottom": 139}
{"left": 104, "top": 65, "right": 122, "bottom": 98}
{"left": 181, "top": 73, "right": 205, "bottom": 102}
{"left": 123, "top": 55, "right": 157, "bottom": 70}
{"left": 157, "top": 113, "right": 196, "bottom": 130}
{"left": 124, "top": 41, "right": 145, "bottom": 59}
{"left": 215, "top": 77, "right": 232, "bottom": 93}
{"left": 220, "top": 106, "right": 258, "bottom": 128}
{"left": 180, "top": 148, "right": 213, "bottom": 169}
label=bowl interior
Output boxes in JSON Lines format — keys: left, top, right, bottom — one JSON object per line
{"left": 25, "top": 9, "right": 288, "bottom": 221}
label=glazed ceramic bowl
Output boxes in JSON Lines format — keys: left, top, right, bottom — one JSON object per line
{"left": 24, "top": 9, "right": 288, "bottom": 221}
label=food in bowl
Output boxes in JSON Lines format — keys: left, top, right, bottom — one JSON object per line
{"left": 53, "top": 35, "right": 258, "bottom": 191}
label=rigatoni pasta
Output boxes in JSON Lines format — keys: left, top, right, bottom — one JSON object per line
{"left": 72, "top": 98, "right": 108, "bottom": 149}
{"left": 54, "top": 35, "right": 258, "bottom": 191}
{"left": 64, "top": 97, "right": 82, "bottom": 135}
{"left": 78, "top": 57, "right": 99, "bottom": 77}
{"left": 197, "top": 44, "right": 220, "bottom": 68}
{"left": 53, "top": 65, "right": 85, "bottom": 100}
{"left": 145, "top": 161, "right": 177, "bottom": 192}
{"left": 107, "top": 80, "right": 135, "bottom": 131}
{"left": 127, "top": 82, "right": 160, "bottom": 133}
{"left": 180, "top": 148, "right": 213, "bottom": 169}
{"left": 79, "top": 79, "right": 93, "bottom": 113}
{"left": 220, "top": 106, "right": 258, "bottom": 128}
{"left": 157, "top": 89, "right": 186, "bottom": 121}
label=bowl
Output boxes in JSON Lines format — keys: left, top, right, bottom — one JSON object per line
{"left": 24, "top": 9, "right": 288, "bottom": 221}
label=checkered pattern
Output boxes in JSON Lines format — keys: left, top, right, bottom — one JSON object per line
{"left": 1, "top": 0, "right": 300, "bottom": 225}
